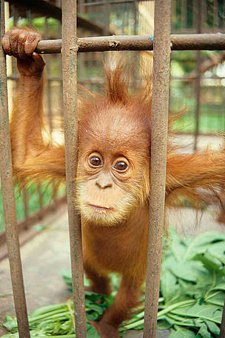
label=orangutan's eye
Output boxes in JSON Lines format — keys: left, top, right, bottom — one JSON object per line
{"left": 88, "top": 153, "right": 103, "bottom": 168}
{"left": 113, "top": 158, "right": 129, "bottom": 173}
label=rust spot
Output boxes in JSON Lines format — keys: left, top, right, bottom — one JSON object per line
{"left": 109, "top": 40, "right": 120, "bottom": 48}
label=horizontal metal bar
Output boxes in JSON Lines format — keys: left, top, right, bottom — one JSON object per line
{"left": 7, "top": 75, "right": 62, "bottom": 81}
{"left": 171, "top": 76, "right": 225, "bottom": 80}
{"left": 0, "top": 196, "right": 66, "bottom": 247}
{"left": 36, "top": 34, "right": 225, "bottom": 54}
{"left": 83, "top": 0, "right": 137, "bottom": 6}
{"left": 0, "top": 197, "right": 67, "bottom": 261}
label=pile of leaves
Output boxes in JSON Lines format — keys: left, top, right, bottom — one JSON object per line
{"left": 3, "top": 292, "right": 110, "bottom": 338}
{"left": 2, "top": 230, "right": 225, "bottom": 337}
{"left": 158, "top": 230, "right": 225, "bottom": 337}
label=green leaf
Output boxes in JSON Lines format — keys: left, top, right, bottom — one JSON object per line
{"left": 2, "top": 230, "right": 225, "bottom": 338}
{"left": 3, "top": 316, "right": 18, "bottom": 332}
{"left": 169, "top": 234, "right": 188, "bottom": 262}
{"left": 169, "top": 261, "right": 204, "bottom": 282}
{"left": 194, "top": 253, "right": 224, "bottom": 272}
{"left": 86, "top": 324, "right": 101, "bottom": 338}
{"left": 197, "top": 323, "right": 212, "bottom": 338}
{"left": 157, "top": 318, "right": 172, "bottom": 330}
{"left": 169, "top": 328, "right": 196, "bottom": 338}
{"left": 206, "top": 291, "right": 225, "bottom": 307}
{"left": 208, "top": 282, "right": 225, "bottom": 293}
{"left": 184, "top": 232, "right": 225, "bottom": 260}
{"left": 171, "top": 302, "right": 222, "bottom": 324}
{"left": 206, "top": 320, "right": 220, "bottom": 336}
{"left": 208, "top": 242, "right": 225, "bottom": 265}
{"left": 160, "top": 270, "right": 179, "bottom": 303}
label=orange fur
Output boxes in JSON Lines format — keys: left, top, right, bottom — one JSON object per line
{"left": 4, "top": 28, "right": 225, "bottom": 338}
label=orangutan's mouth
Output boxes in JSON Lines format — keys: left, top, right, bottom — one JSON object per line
{"left": 88, "top": 204, "right": 114, "bottom": 212}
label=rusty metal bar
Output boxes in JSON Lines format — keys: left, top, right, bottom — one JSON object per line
{"left": 26, "top": 7, "right": 44, "bottom": 218}
{"left": 20, "top": 9, "right": 32, "bottom": 226}
{"left": 214, "top": 0, "right": 219, "bottom": 30}
{"left": 133, "top": 0, "right": 138, "bottom": 35}
{"left": 0, "top": 1, "right": 30, "bottom": 337}
{"left": 143, "top": 0, "right": 171, "bottom": 337}
{"left": 44, "top": 17, "right": 58, "bottom": 207}
{"left": 57, "top": 21, "right": 64, "bottom": 131}
{"left": 22, "top": 189, "right": 29, "bottom": 226}
{"left": 220, "top": 296, "right": 225, "bottom": 337}
{"left": 7, "top": 75, "right": 63, "bottom": 81}
{"left": 44, "top": 17, "right": 54, "bottom": 133}
{"left": 0, "top": 196, "right": 67, "bottom": 261}
{"left": 36, "top": 33, "right": 225, "bottom": 54}
{"left": 37, "top": 184, "right": 44, "bottom": 219}
{"left": 61, "top": 1, "right": 86, "bottom": 337}
{"left": 0, "top": 196, "right": 66, "bottom": 248}
{"left": 194, "top": 0, "right": 203, "bottom": 150}
{"left": 84, "top": 0, "right": 137, "bottom": 5}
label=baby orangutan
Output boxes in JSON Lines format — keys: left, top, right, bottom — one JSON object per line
{"left": 3, "top": 28, "right": 225, "bottom": 338}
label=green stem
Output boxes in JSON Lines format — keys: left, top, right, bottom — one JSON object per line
{"left": 29, "top": 312, "right": 70, "bottom": 325}
{"left": 157, "top": 300, "right": 195, "bottom": 317}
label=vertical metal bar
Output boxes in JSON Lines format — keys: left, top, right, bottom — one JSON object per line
{"left": 133, "top": 0, "right": 138, "bottom": 35}
{"left": 44, "top": 18, "right": 54, "bottom": 133}
{"left": 181, "top": 0, "right": 187, "bottom": 30}
{"left": 61, "top": 1, "right": 86, "bottom": 338}
{"left": 171, "top": 0, "right": 176, "bottom": 33}
{"left": 193, "top": 51, "right": 201, "bottom": 150}
{"left": 220, "top": 296, "right": 225, "bottom": 337}
{"left": 27, "top": 8, "right": 44, "bottom": 213}
{"left": 12, "top": 4, "right": 30, "bottom": 226}
{"left": 104, "top": 0, "right": 110, "bottom": 35}
{"left": 12, "top": 8, "right": 29, "bottom": 226}
{"left": 79, "top": 0, "right": 85, "bottom": 14}
{"left": 214, "top": 0, "right": 219, "bottom": 30}
{"left": 37, "top": 184, "right": 43, "bottom": 218}
{"left": 44, "top": 17, "right": 58, "bottom": 206}
{"left": 57, "top": 20, "right": 64, "bottom": 131}
{"left": 0, "top": 1, "right": 30, "bottom": 337}
{"left": 194, "top": 0, "right": 202, "bottom": 150}
{"left": 143, "top": 0, "right": 171, "bottom": 337}
{"left": 23, "top": 188, "right": 29, "bottom": 226}
{"left": 11, "top": 5, "right": 18, "bottom": 74}
{"left": 193, "top": 0, "right": 197, "bottom": 32}
{"left": 26, "top": 9, "right": 32, "bottom": 26}
{"left": 27, "top": 7, "right": 44, "bottom": 213}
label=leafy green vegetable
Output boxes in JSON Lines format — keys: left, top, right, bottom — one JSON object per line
{"left": 2, "top": 230, "right": 225, "bottom": 337}
{"left": 169, "top": 328, "right": 196, "bottom": 338}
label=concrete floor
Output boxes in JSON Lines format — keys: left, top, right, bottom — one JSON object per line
{"left": 0, "top": 205, "right": 71, "bottom": 336}
{"left": 1, "top": 202, "right": 225, "bottom": 337}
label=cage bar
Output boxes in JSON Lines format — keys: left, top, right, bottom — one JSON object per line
{"left": 193, "top": 0, "right": 203, "bottom": 149}
{"left": 61, "top": 1, "right": 86, "bottom": 337}
{"left": 44, "top": 17, "right": 58, "bottom": 208}
{"left": 143, "top": 0, "right": 171, "bottom": 337}
{"left": 0, "top": 1, "right": 30, "bottom": 337}
{"left": 220, "top": 301, "right": 225, "bottom": 338}
{"left": 36, "top": 33, "right": 225, "bottom": 54}
{"left": 22, "top": 189, "right": 29, "bottom": 226}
